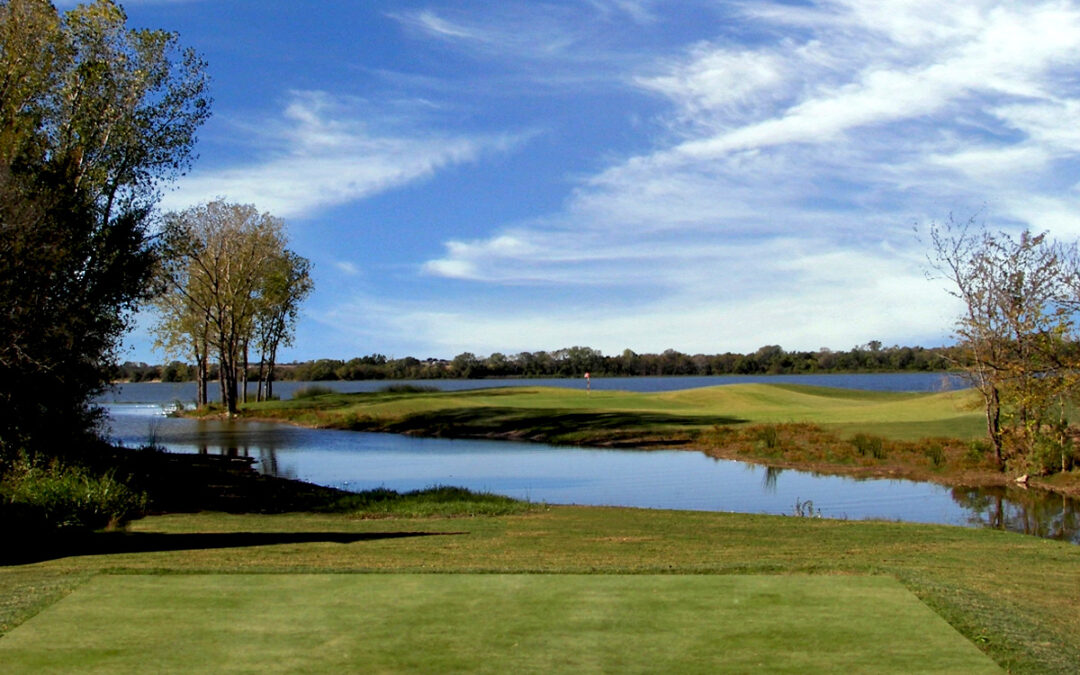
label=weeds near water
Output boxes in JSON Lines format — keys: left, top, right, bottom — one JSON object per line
{"left": 852, "top": 433, "right": 887, "bottom": 460}
{"left": 755, "top": 425, "right": 780, "bottom": 451}
{"left": 966, "top": 439, "right": 990, "bottom": 465}
{"left": 923, "top": 443, "right": 945, "bottom": 467}
{"left": 792, "top": 498, "right": 821, "bottom": 518}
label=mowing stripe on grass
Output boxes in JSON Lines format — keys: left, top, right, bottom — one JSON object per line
{"left": 0, "top": 574, "right": 999, "bottom": 673}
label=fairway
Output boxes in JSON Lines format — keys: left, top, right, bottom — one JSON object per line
{"left": 0, "top": 574, "right": 999, "bottom": 673}
{"left": 249, "top": 383, "right": 986, "bottom": 443}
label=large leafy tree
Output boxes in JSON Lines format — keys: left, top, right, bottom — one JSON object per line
{"left": 157, "top": 201, "right": 311, "bottom": 414}
{"left": 0, "top": 0, "right": 210, "bottom": 458}
{"left": 251, "top": 250, "right": 312, "bottom": 402}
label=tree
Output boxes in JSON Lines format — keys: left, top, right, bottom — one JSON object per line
{"left": 157, "top": 201, "right": 310, "bottom": 414}
{"left": 252, "top": 250, "right": 312, "bottom": 401}
{"left": 0, "top": 0, "right": 209, "bottom": 457}
{"left": 925, "top": 214, "right": 1075, "bottom": 472}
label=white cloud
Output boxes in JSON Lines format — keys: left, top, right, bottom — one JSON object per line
{"left": 414, "top": 0, "right": 1080, "bottom": 353}
{"left": 160, "top": 91, "right": 519, "bottom": 218}
{"left": 334, "top": 261, "right": 361, "bottom": 276}
{"left": 323, "top": 245, "right": 957, "bottom": 357}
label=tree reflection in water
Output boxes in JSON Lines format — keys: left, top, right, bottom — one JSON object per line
{"left": 952, "top": 486, "right": 1080, "bottom": 543}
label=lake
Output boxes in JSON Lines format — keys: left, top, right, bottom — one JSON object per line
{"left": 100, "top": 374, "right": 1080, "bottom": 544}
{"left": 101, "top": 372, "right": 966, "bottom": 404}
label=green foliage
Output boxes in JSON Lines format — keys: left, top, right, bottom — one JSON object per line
{"left": 0, "top": 0, "right": 209, "bottom": 457}
{"left": 156, "top": 201, "right": 311, "bottom": 412}
{"left": 755, "top": 424, "right": 781, "bottom": 451}
{"left": 923, "top": 443, "right": 946, "bottom": 467}
{"left": 965, "top": 439, "right": 991, "bottom": 465}
{"left": 1, "top": 458, "right": 147, "bottom": 532}
{"left": 851, "top": 433, "right": 887, "bottom": 459}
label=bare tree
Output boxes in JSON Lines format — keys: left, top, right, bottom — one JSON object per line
{"left": 925, "top": 214, "right": 1074, "bottom": 472}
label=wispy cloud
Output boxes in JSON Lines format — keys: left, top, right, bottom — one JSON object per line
{"left": 411, "top": 0, "right": 1080, "bottom": 353}
{"left": 160, "top": 91, "right": 521, "bottom": 218}
{"left": 386, "top": 1, "right": 665, "bottom": 88}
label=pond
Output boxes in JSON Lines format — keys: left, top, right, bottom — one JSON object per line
{"left": 100, "top": 375, "right": 1080, "bottom": 544}
{"left": 99, "top": 372, "right": 967, "bottom": 403}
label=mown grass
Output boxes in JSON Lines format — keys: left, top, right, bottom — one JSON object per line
{"left": 0, "top": 574, "right": 998, "bottom": 673}
{"left": 245, "top": 383, "right": 984, "bottom": 443}
{"left": 1, "top": 507, "right": 1077, "bottom": 672}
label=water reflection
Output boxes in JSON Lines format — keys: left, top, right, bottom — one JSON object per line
{"left": 952, "top": 486, "right": 1080, "bottom": 542}
{"left": 762, "top": 466, "right": 783, "bottom": 493}
{"left": 105, "top": 403, "right": 1080, "bottom": 544}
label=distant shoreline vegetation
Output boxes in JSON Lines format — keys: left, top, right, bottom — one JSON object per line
{"left": 114, "top": 343, "right": 957, "bottom": 383}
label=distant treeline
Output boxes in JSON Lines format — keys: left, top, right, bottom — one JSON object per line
{"left": 115, "top": 343, "right": 958, "bottom": 383}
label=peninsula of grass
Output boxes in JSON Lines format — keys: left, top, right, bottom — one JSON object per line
{"left": 3, "top": 505, "right": 1077, "bottom": 672}
{"left": 237, "top": 383, "right": 1079, "bottom": 494}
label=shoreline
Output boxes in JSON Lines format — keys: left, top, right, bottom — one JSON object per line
{"left": 224, "top": 407, "right": 1080, "bottom": 500}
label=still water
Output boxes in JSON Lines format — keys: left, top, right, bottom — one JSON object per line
{"left": 100, "top": 375, "right": 1080, "bottom": 544}
{"left": 101, "top": 372, "right": 966, "bottom": 404}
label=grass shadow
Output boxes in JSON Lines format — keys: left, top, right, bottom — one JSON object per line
{"left": 375, "top": 407, "right": 746, "bottom": 444}
{"left": 2, "top": 530, "right": 464, "bottom": 566}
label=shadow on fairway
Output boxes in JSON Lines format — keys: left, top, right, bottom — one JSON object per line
{"left": 2, "top": 530, "right": 464, "bottom": 566}
{"left": 376, "top": 407, "right": 746, "bottom": 442}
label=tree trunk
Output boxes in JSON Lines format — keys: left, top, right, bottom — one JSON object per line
{"left": 266, "top": 343, "right": 278, "bottom": 401}
{"left": 256, "top": 355, "right": 265, "bottom": 402}
{"left": 241, "top": 340, "right": 249, "bottom": 404}
{"left": 194, "top": 347, "right": 207, "bottom": 408}
{"left": 986, "top": 385, "right": 1003, "bottom": 469}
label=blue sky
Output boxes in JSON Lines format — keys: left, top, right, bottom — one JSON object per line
{"left": 97, "top": 0, "right": 1080, "bottom": 362}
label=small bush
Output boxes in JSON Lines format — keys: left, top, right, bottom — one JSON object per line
{"left": 1, "top": 459, "right": 147, "bottom": 532}
{"left": 922, "top": 443, "right": 945, "bottom": 467}
{"left": 755, "top": 425, "right": 780, "bottom": 450}
{"left": 851, "top": 433, "right": 887, "bottom": 460}
{"left": 292, "top": 385, "right": 336, "bottom": 400}
{"left": 966, "top": 439, "right": 990, "bottom": 465}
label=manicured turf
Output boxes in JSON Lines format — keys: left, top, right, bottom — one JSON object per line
{"left": 3, "top": 507, "right": 1078, "bottom": 671}
{"left": 247, "top": 383, "right": 986, "bottom": 443}
{"left": 0, "top": 573, "right": 999, "bottom": 673}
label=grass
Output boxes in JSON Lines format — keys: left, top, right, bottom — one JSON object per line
{"left": 245, "top": 383, "right": 985, "bottom": 444}
{"left": 318, "top": 485, "right": 543, "bottom": 518}
{"left": 0, "top": 574, "right": 999, "bottom": 673}
{"left": 1, "top": 506, "right": 1078, "bottom": 672}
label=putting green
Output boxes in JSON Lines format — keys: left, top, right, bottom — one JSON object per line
{"left": 0, "top": 574, "right": 999, "bottom": 673}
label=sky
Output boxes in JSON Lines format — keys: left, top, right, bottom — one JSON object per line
{"left": 87, "top": 0, "right": 1080, "bottom": 363}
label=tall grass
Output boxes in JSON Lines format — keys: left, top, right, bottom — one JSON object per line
{"left": 852, "top": 433, "right": 887, "bottom": 459}
{"left": 319, "top": 485, "right": 542, "bottom": 518}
